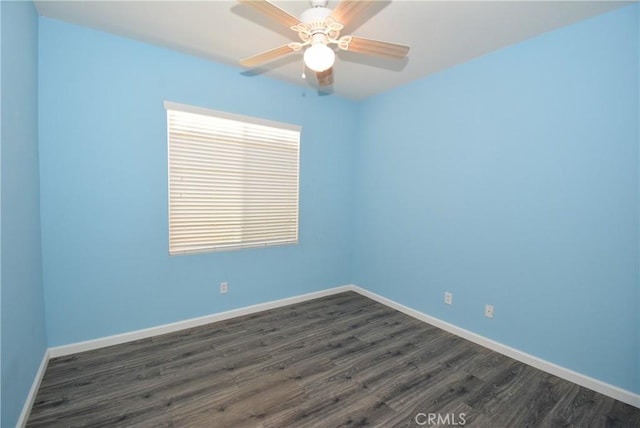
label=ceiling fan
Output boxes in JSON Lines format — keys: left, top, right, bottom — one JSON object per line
{"left": 238, "top": 0, "right": 410, "bottom": 87}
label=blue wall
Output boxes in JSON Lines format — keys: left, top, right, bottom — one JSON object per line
{"left": 353, "top": 4, "right": 639, "bottom": 394}
{"left": 1, "top": 1, "right": 48, "bottom": 426}
{"left": 38, "top": 18, "right": 357, "bottom": 347}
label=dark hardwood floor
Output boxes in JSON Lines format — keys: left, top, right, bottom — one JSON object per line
{"left": 27, "top": 292, "right": 640, "bottom": 427}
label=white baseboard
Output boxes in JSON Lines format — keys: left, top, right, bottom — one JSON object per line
{"left": 48, "top": 285, "right": 354, "bottom": 358}
{"left": 349, "top": 284, "right": 640, "bottom": 409}
{"left": 17, "top": 349, "right": 49, "bottom": 428}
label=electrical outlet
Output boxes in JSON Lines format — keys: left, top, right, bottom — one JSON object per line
{"left": 485, "top": 304, "right": 494, "bottom": 319}
{"left": 444, "top": 292, "right": 453, "bottom": 305}
{"left": 220, "top": 281, "right": 228, "bottom": 294}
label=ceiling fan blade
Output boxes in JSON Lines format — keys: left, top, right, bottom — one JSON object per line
{"left": 237, "top": 0, "right": 301, "bottom": 28}
{"left": 316, "top": 67, "right": 334, "bottom": 87}
{"left": 343, "top": 36, "right": 410, "bottom": 59}
{"left": 240, "top": 44, "right": 295, "bottom": 68}
{"left": 330, "top": 0, "right": 374, "bottom": 27}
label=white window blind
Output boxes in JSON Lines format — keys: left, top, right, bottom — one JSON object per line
{"left": 165, "top": 101, "right": 300, "bottom": 255}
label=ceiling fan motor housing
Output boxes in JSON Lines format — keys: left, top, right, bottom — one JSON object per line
{"left": 297, "top": 5, "right": 344, "bottom": 47}
{"left": 300, "top": 6, "right": 332, "bottom": 26}
{"left": 309, "top": 0, "right": 329, "bottom": 8}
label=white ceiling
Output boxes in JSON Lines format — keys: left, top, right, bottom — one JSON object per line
{"left": 34, "top": 1, "right": 631, "bottom": 100}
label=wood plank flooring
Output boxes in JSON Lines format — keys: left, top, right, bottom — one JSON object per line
{"left": 27, "top": 292, "right": 640, "bottom": 427}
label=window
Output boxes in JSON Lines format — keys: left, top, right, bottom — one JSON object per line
{"left": 165, "top": 101, "right": 300, "bottom": 255}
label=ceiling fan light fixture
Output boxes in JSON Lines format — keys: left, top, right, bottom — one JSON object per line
{"left": 303, "top": 42, "right": 335, "bottom": 72}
